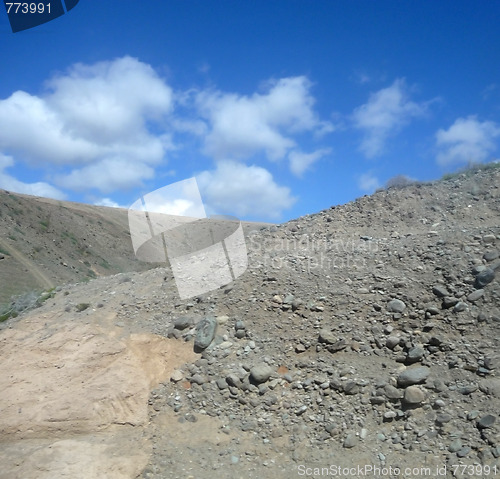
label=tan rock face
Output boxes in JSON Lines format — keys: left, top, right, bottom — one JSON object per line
{"left": 0, "top": 310, "right": 197, "bottom": 479}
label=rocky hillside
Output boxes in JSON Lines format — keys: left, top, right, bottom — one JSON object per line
{"left": 0, "top": 190, "right": 270, "bottom": 308}
{"left": 0, "top": 168, "right": 499, "bottom": 479}
{"left": 0, "top": 190, "right": 159, "bottom": 305}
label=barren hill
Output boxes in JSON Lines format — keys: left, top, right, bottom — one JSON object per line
{"left": 0, "top": 190, "right": 159, "bottom": 305}
{"left": 0, "top": 191, "right": 271, "bottom": 308}
{"left": 0, "top": 168, "right": 499, "bottom": 478}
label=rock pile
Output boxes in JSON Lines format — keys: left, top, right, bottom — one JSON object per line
{"left": 1, "top": 168, "right": 499, "bottom": 478}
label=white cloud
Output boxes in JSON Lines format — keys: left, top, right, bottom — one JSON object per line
{"left": 0, "top": 154, "right": 65, "bottom": 199}
{"left": 47, "top": 56, "right": 172, "bottom": 144}
{"left": 358, "top": 172, "right": 380, "bottom": 192}
{"left": 288, "top": 148, "right": 332, "bottom": 177}
{"left": 353, "top": 78, "right": 428, "bottom": 158}
{"left": 94, "top": 198, "right": 123, "bottom": 208}
{"left": 56, "top": 158, "right": 156, "bottom": 193}
{"left": 196, "top": 76, "right": 332, "bottom": 161}
{"left": 139, "top": 178, "right": 207, "bottom": 218}
{"left": 0, "top": 56, "right": 174, "bottom": 191}
{"left": 436, "top": 116, "right": 500, "bottom": 166}
{"left": 196, "top": 161, "right": 295, "bottom": 219}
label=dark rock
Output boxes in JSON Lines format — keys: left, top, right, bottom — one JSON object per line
{"left": 457, "top": 446, "right": 471, "bottom": 458}
{"left": 226, "top": 374, "right": 242, "bottom": 388}
{"left": 432, "top": 285, "right": 449, "bottom": 298}
{"left": 475, "top": 268, "right": 495, "bottom": 288}
{"left": 386, "top": 336, "right": 400, "bottom": 349}
{"left": 326, "top": 339, "right": 348, "bottom": 353}
{"left": 343, "top": 381, "right": 360, "bottom": 395}
{"left": 235, "top": 329, "right": 246, "bottom": 339}
{"left": 467, "top": 289, "right": 484, "bottom": 302}
{"left": 406, "top": 346, "right": 425, "bottom": 363}
{"left": 397, "top": 367, "right": 430, "bottom": 387}
{"left": 458, "top": 384, "right": 478, "bottom": 395}
{"left": 442, "top": 296, "right": 459, "bottom": 309}
{"left": 295, "top": 343, "right": 306, "bottom": 353}
{"left": 194, "top": 317, "right": 217, "bottom": 351}
{"left": 477, "top": 414, "right": 496, "bottom": 429}
{"left": 235, "top": 320, "right": 246, "bottom": 331}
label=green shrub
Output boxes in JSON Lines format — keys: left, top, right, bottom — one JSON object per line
{"left": 39, "top": 218, "right": 50, "bottom": 230}
{"left": 99, "top": 259, "right": 111, "bottom": 270}
{"left": 76, "top": 303, "right": 90, "bottom": 312}
{"left": 0, "top": 287, "right": 57, "bottom": 322}
{"left": 440, "top": 159, "right": 500, "bottom": 181}
{"left": 385, "top": 174, "right": 414, "bottom": 189}
{"left": 61, "top": 230, "right": 78, "bottom": 245}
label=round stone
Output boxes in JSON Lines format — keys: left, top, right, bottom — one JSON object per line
{"left": 250, "top": 364, "right": 274, "bottom": 384}
{"left": 453, "top": 302, "right": 467, "bottom": 313}
{"left": 170, "top": 370, "right": 183, "bottom": 383}
{"left": 343, "top": 432, "right": 357, "bottom": 448}
{"left": 387, "top": 299, "right": 406, "bottom": 313}
{"left": 467, "top": 289, "right": 484, "bottom": 302}
{"left": 403, "top": 386, "right": 425, "bottom": 405}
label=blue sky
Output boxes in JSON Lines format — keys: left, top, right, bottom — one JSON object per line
{"left": 0, "top": 1, "right": 499, "bottom": 222}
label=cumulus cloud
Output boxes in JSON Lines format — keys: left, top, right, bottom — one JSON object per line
{"left": 288, "top": 148, "right": 332, "bottom": 177}
{"left": 0, "top": 154, "right": 65, "bottom": 199}
{"left": 358, "top": 172, "right": 380, "bottom": 192}
{"left": 196, "top": 76, "right": 333, "bottom": 161}
{"left": 196, "top": 161, "right": 296, "bottom": 219}
{"left": 56, "top": 157, "right": 156, "bottom": 193}
{"left": 0, "top": 56, "right": 174, "bottom": 191}
{"left": 435, "top": 116, "right": 500, "bottom": 166}
{"left": 94, "top": 198, "right": 123, "bottom": 208}
{"left": 353, "top": 79, "right": 428, "bottom": 158}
